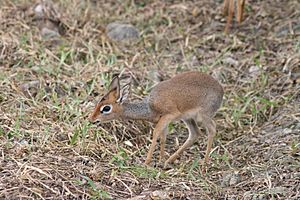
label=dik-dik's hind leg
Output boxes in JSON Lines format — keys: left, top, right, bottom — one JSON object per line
{"left": 159, "top": 128, "right": 168, "bottom": 162}
{"left": 225, "top": 0, "right": 235, "bottom": 33}
{"left": 237, "top": 0, "right": 245, "bottom": 23}
{"left": 164, "top": 119, "right": 200, "bottom": 167}
{"left": 144, "top": 115, "right": 174, "bottom": 165}
{"left": 202, "top": 116, "right": 216, "bottom": 164}
{"left": 223, "top": 0, "right": 229, "bottom": 15}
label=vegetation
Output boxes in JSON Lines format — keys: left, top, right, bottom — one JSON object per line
{"left": 0, "top": 0, "right": 299, "bottom": 199}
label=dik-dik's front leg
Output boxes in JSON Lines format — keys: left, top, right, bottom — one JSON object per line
{"left": 144, "top": 115, "right": 174, "bottom": 165}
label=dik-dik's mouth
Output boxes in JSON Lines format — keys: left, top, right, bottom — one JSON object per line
{"left": 88, "top": 112, "right": 98, "bottom": 123}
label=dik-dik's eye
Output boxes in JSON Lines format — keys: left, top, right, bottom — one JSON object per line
{"left": 100, "top": 105, "right": 112, "bottom": 114}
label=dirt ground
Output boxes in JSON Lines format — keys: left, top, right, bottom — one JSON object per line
{"left": 0, "top": 0, "right": 299, "bottom": 199}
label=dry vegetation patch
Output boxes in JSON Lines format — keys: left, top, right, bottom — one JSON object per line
{"left": 0, "top": 0, "right": 299, "bottom": 199}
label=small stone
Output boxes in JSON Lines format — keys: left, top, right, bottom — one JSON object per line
{"left": 30, "top": 0, "right": 63, "bottom": 40}
{"left": 19, "top": 139, "right": 29, "bottom": 145}
{"left": 41, "top": 27, "right": 60, "bottom": 38}
{"left": 249, "top": 65, "right": 260, "bottom": 77}
{"left": 19, "top": 80, "right": 41, "bottom": 97}
{"left": 223, "top": 57, "right": 239, "bottom": 67}
{"left": 32, "top": 0, "right": 61, "bottom": 22}
{"left": 150, "top": 190, "right": 169, "bottom": 200}
{"left": 20, "top": 80, "right": 40, "bottom": 91}
{"left": 222, "top": 171, "right": 241, "bottom": 187}
{"left": 106, "top": 22, "right": 140, "bottom": 42}
{"left": 34, "top": 4, "right": 44, "bottom": 18}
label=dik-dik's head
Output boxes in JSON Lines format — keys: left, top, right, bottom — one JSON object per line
{"left": 89, "top": 76, "right": 130, "bottom": 122}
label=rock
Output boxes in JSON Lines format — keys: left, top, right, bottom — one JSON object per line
{"left": 150, "top": 190, "right": 170, "bottom": 200}
{"left": 249, "top": 65, "right": 261, "bottom": 77}
{"left": 106, "top": 22, "right": 140, "bottom": 42}
{"left": 32, "top": 0, "right": 61, "bottom": 22}
{"left": 29, "top": 0, "right": 64, "bottom": 40}
{"left": 34, "top": 4, "right": 44, "bottom": 18}
{"left": 41, "top": 26, "right": 60, "bottom": 38}
{"left": 223, "top": 57, "right": 239, "bottom": 67}
{"left": 19, "top": 80, "right": 41, "bottom": 97}
{"left": 20, "top": 80, "right": 40, "bottom": 91}
{"left": 222, "top": 171, "right": 241, "bottom": 187}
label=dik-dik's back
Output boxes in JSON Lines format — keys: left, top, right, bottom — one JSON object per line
{"left": 89, "top": 71, "right": 224, "bottom": 167}
{"left": 148, "top": 71, "right": 224, "bottom": 118}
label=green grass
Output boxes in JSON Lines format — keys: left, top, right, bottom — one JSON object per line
{"left": 1, "top": 0, "right": 299, "bottom": 199}
{"left": 77, "top": 175, "right": 111, "bottom": 200}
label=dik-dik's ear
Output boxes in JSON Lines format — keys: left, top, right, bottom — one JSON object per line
{"left": 107, "top": 76, "right": 120, "bottom": 100}
{"left": 116, "top": 83, "right": 130, "bottom": 104}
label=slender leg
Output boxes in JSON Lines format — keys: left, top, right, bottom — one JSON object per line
{"left": 144, "top": 115, "right": 174, "bottom": 165}
{"left": 223, "top": 0, "right": 229, "bottom": 15}
{"left": 225, "top": 0, "right": 235, "bottom": 33}
{"left": 164, "top": 119, "right": 200, "bottom": 167}
{"left": 241, "top": 0, "right": 246, "bottom": 22}
{"left": 202, "top": 117, "right": 216, "bottom": 164}
{"left": 237, "top": 0, "right": 245, "bottom": 23}
{"left": 159, "top": 128, "right": 168, "bottom": 162}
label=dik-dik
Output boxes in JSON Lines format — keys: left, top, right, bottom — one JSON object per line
{"left": 89, "top": 71, "right": 224, "bottom": 168}
{"left": 224, "top": 0, "right": 246, "bottom": 33}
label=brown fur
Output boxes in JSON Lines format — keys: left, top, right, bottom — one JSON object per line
{"left": 89, "top": 71, "right": 224, "bottom": 167}
{"left": 224, "top": 0, "right": 246, "bottom": 33}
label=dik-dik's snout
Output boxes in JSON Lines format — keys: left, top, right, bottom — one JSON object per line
{"left": 88, "top": 109, "right": 99, "bottom": 123}
{"left": 88, "top": 115, "right": 96, "bottom": 123}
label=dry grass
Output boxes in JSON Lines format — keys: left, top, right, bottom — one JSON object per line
{"left": 0, "top": 0, "right": 299, "bottom": 199}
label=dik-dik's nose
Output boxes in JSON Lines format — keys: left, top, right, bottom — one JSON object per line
{"left": 88, "top": 112, "right": 98, "bottom": 123}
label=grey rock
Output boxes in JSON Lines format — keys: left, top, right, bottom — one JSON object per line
{"left": 41, "top": 27, "right": 60, "bottom": 39}
{"left": 106, "top": 22, "right": 140, "bottom": 42}
{"left": 222, "top": 171, "right": 241, "bottom": 187}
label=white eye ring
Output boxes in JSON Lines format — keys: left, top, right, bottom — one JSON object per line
{"left": 100, "top": 104, "right": 112, "bottom": 114}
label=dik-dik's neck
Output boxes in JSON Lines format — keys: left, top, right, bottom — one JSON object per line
{"left": 121, "top": 99, "right": 158, "bottom": 122}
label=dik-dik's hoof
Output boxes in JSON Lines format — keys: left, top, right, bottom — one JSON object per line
{"left": 163, "top": 158, "right": 176, "bottom": 169}
{"left": 163, "top": 161, "right": 173, "bottom": 170}
{"left": 199, "top": 158, "right": 211, "bottom": 173}
{"left": 144, "top": 159, "right": 151, "bottom": 166}
{"left": 200, "top": 157, "right": 211, "bottom": 166}
{"left": 158, "top": 156, "right": 165, "bottom": 163}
